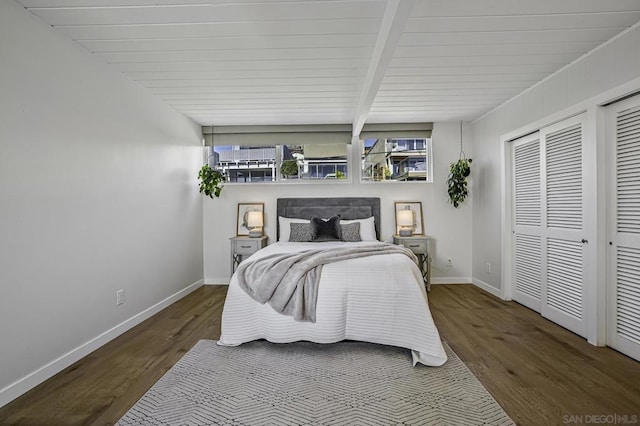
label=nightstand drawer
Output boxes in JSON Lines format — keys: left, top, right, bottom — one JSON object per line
{"left": 234, "top": 241, "right": 259, "bottom": 254}
{"left": 401, "top": 240, "right": 427, "bottom": 254}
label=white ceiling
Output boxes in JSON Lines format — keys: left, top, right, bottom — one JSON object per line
{"left": 17, "top": 0, "right": 640, "bottom": 130}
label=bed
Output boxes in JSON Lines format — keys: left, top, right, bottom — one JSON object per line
{"left": 218, "top": 197, "right": 447, "bottom": 366}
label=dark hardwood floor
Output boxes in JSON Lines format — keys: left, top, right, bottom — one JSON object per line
{"left": 1, "top": 284, "right": 639, "bottom": 425}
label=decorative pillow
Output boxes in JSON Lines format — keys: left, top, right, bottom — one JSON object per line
{"left": 310, "top": 215, "right": 341, "bottom": 241}
{"left": 289, "top": 223, "right": 314, "bottom": 242}
{"left": 278, "top": 216, "right": 310, "bottom": 242}
{"left": 341, "top": 217, "right": 377, "bottom": 241}
{"left": 341, "top": 222, "right": 361, "bottom": 242}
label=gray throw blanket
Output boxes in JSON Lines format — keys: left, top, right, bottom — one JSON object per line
{"left": 236, "top": 243, "right": 417, "bottom": 323}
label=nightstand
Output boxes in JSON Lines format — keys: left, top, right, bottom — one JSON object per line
{"left": 230, "top": 236, "right": 268, "bottom": 275}
{"left": 393, "top": 235, "right": 431, "bottom": 291}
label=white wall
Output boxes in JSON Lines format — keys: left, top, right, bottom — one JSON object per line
{"left": 471, "top": 24, "right": 640, "bottom": 293}
{"left": 0, "top": 1, "right": 204, "bottom": 406}
{"left": 203, "top": 122, "right": 473, "bottom": 284}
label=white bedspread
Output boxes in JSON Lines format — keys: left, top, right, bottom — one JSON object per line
{"left": 218, "top": 241, "right": 447, "bottom": 366}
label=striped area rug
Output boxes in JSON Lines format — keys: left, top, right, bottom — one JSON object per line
{"left": 117, "top": 340, "right": 513, "bottom": 425}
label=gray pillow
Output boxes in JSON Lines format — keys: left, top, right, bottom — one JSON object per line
{"left": 341, "top": 222, "right": 361, "bottom": 242}
{"left": 289, "top": 223, "right": 314, "bottom": 242}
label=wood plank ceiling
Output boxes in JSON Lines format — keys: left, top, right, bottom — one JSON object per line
{"left": 16, "top": 0, "right": 640, "bottom": 130}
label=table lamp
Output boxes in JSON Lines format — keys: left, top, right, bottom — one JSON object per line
{"left": 247, "top": 211, "right": 264, "bottom": 237}
{"left": 397, "top": 209, "right": 414, "bottom": 237}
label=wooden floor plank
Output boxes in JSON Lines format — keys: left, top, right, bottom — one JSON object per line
{"left": 429, "top": 285, "right": 640, "bottom": 425}
{"left": 0, "top": 284, "right": 639, "bottom": 425}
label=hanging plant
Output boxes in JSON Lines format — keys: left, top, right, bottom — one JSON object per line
{"left": 447, "top": 158, "right": 472, "bottom": 208}
{"left": 447, "top": 122, "right": 472, "bottom": 208}
{"left": 198, "top": 164, "right": 226, "bottom": 198}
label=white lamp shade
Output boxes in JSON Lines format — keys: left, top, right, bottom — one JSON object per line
{"left": 247, "top": 211, "right": 263, "bottom": 228}
{"left": 397, "top": 209, "right": 414, "bottom": 227}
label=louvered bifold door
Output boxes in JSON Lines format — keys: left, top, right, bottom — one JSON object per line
{"left": 539, "top": 114, "right": 588, "bottom": 338}
{"left": 512, "top": 133, "right": 543, "bottom": 312}
{"left": 607, "top": 95, "right": 640, "bottom": 362}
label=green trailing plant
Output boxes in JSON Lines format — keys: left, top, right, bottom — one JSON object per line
{"left": 280, "top": 160, "right": 298, "bottom": 178}
{"left": 447, "top": 121, "right": 472, "bottom": 208}
{"left": 447, "top": 158, "right": 472, "bottom": 208}
{"left": 335, "top": 170, "right": 346, "bottom": 179}
{"left": 198, "top": 164, "right": 226, "bottom": 198}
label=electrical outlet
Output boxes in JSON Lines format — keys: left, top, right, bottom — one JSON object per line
{"left": 486, "top": 262, "right": 492, "bottom": 274}
{"left": 116, "top": 289, "right": 124, "bottom": 306}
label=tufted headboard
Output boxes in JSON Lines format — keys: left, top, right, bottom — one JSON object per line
{"left": 276, "top": 197, "right": 381, "bottom": 241}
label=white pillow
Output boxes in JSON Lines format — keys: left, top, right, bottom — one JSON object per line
{"left": 278, "top": 216, "right": 310, "bottom": 242}
{"left": 341, "top": 216, "right": 377, "bottom": 241}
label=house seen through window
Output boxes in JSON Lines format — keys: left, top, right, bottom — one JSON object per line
{"left": 361, "top": 138, "right": 432, "bottom": 182}
{"left": 212, "top": 145, "right": 277, "bottom": 183}
{"left": 281, "top": 144, "right": 348, "bottom": 180}
{"left": 208, "top": 143, "right": 348, "bottom": 182}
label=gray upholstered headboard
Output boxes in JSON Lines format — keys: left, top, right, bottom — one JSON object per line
{"left": 277, "top": 197, "right": 381, "bottom": 240}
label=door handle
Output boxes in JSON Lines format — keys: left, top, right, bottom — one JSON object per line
{"left": 581, "top": 239, "right": 588, "bottom": 244}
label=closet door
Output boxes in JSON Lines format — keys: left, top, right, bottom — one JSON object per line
{"left": 607, "top": 95, "right": 640, "bottom": 362}
{"left": 511, "top": 114, "right": 589, "bottom": 337}
{"left": 512, "top": 133, "right": 543, "bottom": 312}
{"left": 539, "top": 115, "right": 588, "bottom": 337}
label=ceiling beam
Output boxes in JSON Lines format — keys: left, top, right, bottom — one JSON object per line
{"left": 352, "top": 0, "right": 414, "bottom": 142}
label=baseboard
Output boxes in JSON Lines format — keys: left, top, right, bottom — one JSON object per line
{"left": 0, "top": 279, "right": 204, "bottom": 409}
{"left": 204, "top": 278, "right": 230, "bottom": 285}
{"left": 471, "top": 278, "right": 506, "bottom": 300}
{"left": 430, "top": 277, "right": 472, "bottom": 284}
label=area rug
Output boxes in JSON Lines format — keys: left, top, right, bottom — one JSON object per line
{"left": 117, "top": 340, "right": 513, "bottom": 425}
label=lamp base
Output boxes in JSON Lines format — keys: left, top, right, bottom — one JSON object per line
{"left": 248, "top": 229, "right": 262, "bottom": 238}
{"left": 399, "top": 228, "right": 412, "bottom": 237}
